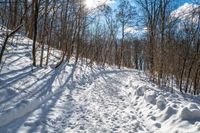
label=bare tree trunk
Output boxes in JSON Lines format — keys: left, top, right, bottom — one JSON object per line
{"left": 32, "top": 0, "right": 39, "bottom": 66}
{"left": 40, "top": 0, "right": 48, "bottom": 67}
{"left": 194, "top": 65, "right": 200, "bottom": 95}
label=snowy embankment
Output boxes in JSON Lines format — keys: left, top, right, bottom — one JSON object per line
{"left": 0, "top": 32, "right": 200, "bottom": 133}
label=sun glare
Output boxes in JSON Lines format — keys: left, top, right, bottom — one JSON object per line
{"left": 85, "top": 0, "right": 96, "bottom": 9}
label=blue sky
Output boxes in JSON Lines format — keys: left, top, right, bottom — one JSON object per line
{"left": 106, "top": 0, "right": 196, "bottom": 10}
{"left": 85, "top": 0, "right": 196, "bottom": 11}
{"left": 176, "top": 0, "right": 194, "bottom": 5}
{"left": 173, "top": 0, "right": 194, "bottom": 7}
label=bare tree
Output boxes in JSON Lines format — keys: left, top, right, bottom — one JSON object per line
{"left": 116, "top": 0, "right": 137, "bottom": 68}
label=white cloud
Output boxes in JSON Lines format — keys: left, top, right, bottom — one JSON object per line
{"left": 125, "top": 26, "right": 147, "bottom": 34}
{"left": 85, "top": 0, "right": 115, "bottom": 9}
{"left": 124, "top": 26, "right": 147, "bottom": 38}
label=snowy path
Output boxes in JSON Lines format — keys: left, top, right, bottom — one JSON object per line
{"left": 0, "top": 68, "right": 152, "bottom": 133}
{"left": 1, "top": 63, "right": 200, "bottom": 133}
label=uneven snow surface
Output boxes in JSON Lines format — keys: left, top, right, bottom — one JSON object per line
{"left": 0, "top": 33, "right": 200, "bottom": 133}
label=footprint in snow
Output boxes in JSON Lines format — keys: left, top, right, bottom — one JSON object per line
{"left": 154, "top": 122, "right": 161, "bottom": 128}
{"left": 66, "top": 95, "right": 74, "bottom": 101}
{"left": 79, "top": 126, "right": 85, "bottom": 130}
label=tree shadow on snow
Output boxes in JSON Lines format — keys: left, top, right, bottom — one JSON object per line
{"left": 0, "top": 63, "right": 76, "bottom": 133}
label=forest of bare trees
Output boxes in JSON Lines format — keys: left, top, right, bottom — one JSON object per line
{"left": 0, "top": 0, "right": 200, "bottom": 95}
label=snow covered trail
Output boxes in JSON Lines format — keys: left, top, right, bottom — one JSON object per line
{"left": 1, "top": 60, "right": 200, "bottom": 133}
{"left": 0, "top": 67, "right": 152, "bottom": 133}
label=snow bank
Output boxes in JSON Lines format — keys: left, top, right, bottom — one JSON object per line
{"left": 129, "top": 83, "right": 200, "bottom": 133}
{"left": 180, "top": 104, "right": 200, "bottom": 121}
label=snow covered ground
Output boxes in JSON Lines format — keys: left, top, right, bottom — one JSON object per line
{"left": 0, "top": 32, "right": 200, "bottom": 133}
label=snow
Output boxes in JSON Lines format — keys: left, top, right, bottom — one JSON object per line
{"left": 0, "top": 29, "right": 200, "bottom": 133}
